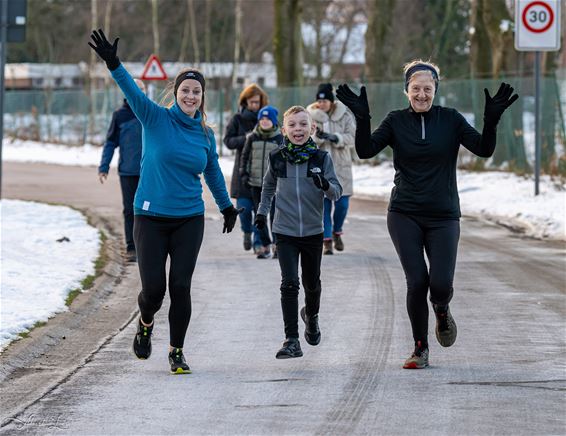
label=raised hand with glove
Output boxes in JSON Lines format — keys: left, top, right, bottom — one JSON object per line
{"left": 221, "top": 205, "right": 244, "bottom": 233}
{"left": 483, "top": 82, "right": 519, "bottom": 127}
{"left": 336, "top": 84, "right": 371, "bottom": 120}
{"left": 316, "top": 127, "right": 339, "bottom": 144}
{"left": 88, "top": 29, "right": 121, "bottom": 71}
{"left": 312, "top": 174, "right": 330, "bottom": 191}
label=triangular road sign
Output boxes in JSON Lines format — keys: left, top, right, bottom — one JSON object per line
{"left": 140, "top": 54, "right": 168, "bottom": 80}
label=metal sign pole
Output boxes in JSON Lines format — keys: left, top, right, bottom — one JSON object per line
{"left": 534, "top": 51, "right": 541, "bottom": 196}
{"left": 0, "top": 0, "right": 8, "bottom": 199}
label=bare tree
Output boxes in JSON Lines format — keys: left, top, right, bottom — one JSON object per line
{"left": 151, "top": 0, "right": 160, "bottom": 55}
{"left": 274, "top": 0, "right": 304, "bottom": 86}
{"left": 364, "top": 0, "right": 395, "bottom": 82}
{"left": 231, "top": 0, "right": 242, "bottom": 87}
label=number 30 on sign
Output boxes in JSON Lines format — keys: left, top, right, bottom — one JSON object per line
{"left": 515, "top": 0, "right": 561, "bottom": 51}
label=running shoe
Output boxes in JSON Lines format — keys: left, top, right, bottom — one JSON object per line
{"left": 300, "top": 307, "right": 321, "bottom": 346}
{"left": 132, "top": 318, "right": 153, "bottom": 359}
{"left": 243, "top": 233, "right": 252, "bottom": 251}
{"left": 323, "top": 240, "right": 333, "bottom": 255}
{"left": 433, "top": 304, "right": 457, "bottom": 347}
{"left": 275, "top": 338, "right": 303, "bottom": 359}
{"left": 403, "top": 341, "right": 429, "bottom": 369}
{"left": 333, "top": 233, "right": 344, "bottom": 251}
{"left": 169, "top": 348, "right": 192, "bottom": 374}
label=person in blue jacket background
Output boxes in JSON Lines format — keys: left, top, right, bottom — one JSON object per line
{"left": 89, "top": 29, "right": 241, "bottom": 375}
{"left": 98, "top": 78, "right": 146, "bottom": 262}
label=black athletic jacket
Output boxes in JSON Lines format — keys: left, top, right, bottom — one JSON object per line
{"left": 356, "top": 105, "right": 497, "bottom": 218}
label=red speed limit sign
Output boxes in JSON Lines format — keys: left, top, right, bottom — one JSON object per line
{"left": 515, "top": 0, "right": 561, "bottom": 50}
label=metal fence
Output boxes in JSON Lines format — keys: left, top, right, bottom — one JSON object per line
{"left": 4, "top": 75, "right": 565, "bottom": 174}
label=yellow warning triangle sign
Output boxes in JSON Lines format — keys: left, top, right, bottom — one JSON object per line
{"left": 140, "top": 54, "right": 168, "bottom": 80}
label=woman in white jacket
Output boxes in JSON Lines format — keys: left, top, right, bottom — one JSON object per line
{"left": 307, "top": 83, "right": 355, "bottom": 255}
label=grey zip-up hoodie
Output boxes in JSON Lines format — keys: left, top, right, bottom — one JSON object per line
{"left": 258, "top": 146, "right": 342, "bottom": 237}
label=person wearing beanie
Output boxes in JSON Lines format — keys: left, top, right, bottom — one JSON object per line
{"left": 336, "top": 59, "right": 518, "bottom": 370}
{"left": 255, "top": 105, "right": 342, "bottom": 359}
{"left": 239, "top": 105, "right": 283, "bottom": 259}
{"left": 89, "top": 29, "right": 242, "bottom": 375}
{"left": 224, "top": 84, "right": 270, "bottom": 255}
{"left": 307, "top": 83, "right": 355, "bottom": 255}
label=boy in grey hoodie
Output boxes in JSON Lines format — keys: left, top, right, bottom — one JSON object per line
{"left": 255, "top": 105, "right": 342, "bottom": 359}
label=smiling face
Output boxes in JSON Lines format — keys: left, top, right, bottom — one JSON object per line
{"left": 407, "top": 72, "right": 436, "bottom": 113}
{"left": 259, "top": 117, "right": 274, "bottom": 130}
{"left": 175, "top": 79, "right": 203, "bottom": 117}
{"left": 282, "top": 111, "right": 315, "bottom": 145}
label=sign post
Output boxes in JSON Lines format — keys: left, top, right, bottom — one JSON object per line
{"left": 515, "top": 0, "right": 561, "bottom": 196}
{"left": 140, "top": 54, "right": 168, "bottom": 101}
{"left": 1, "top": 0, "right": 27, "bottom": 199}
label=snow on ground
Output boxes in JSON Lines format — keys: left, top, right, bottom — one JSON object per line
{"left": 0, "top": 199, "right": 100, "bottom": 351}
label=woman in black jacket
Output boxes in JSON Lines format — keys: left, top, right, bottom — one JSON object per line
{"left": 223, "top": 84, "right": 269, "bottom": 254}
{"left": 337, "top": 60, "right": 518, "bottom": 369}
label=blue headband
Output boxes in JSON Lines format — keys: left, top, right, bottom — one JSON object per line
{"left": 404, "top": 64, "right": 439, "bottom": 92}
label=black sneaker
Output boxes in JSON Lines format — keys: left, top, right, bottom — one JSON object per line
{"left": 132, "top": 318, "right": 153, "bottom": 359}
{"left": 300, "top": 307, "right": 321, "bottom": 346}
{"left": 169, "top": 348, "right": 192, "bottom": 374}
{"left": 126, "top": 249, "right": 137, "bottom": 262}
{"left": 275, "top": 338, "right": 303, "bottom": 359}
{"left": 243, "top": 233, "right": 252, "bottom": 251}
{"left": 433, "top": 304, "right": 457, "bottom": 347}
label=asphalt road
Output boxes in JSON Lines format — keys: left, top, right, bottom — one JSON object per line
{"left": 1, "top": 162, "right": 565, "bottom": 435}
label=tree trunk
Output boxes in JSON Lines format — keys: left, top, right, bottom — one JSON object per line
{"left": 231, "top": 0, "right": 242, "bottom": 87}
{"left": 178, "top": 0, "right": 190, "bottom": 62}
{"left": 204, "top": 0, "right": 211, "bottom": 63}
{"left": 364, "top": 0, "right": 395, "bottom": 82}
{"left": 274, "top": 0, "right": 304, "bottom": 87}
{"left": 151, "top": 0, "right": 160, "bottom": 56}
{"left": 470, "top": 0, "right": 491, "bottom": 78}
{"left": 188, "top": 0, "right": 200, "bottom": 63}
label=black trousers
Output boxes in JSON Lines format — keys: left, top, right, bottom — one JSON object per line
{"left": 133, "top": 214, "right": 204, "bottom": 348}
{"left": 119, "top": 175, "right": 140, "bottom": 252}
{"left": 275, "top": 232, "right": 323, "bottom": 339}
{"left": 387, "top": 211, "right": 460, "bottom": 344}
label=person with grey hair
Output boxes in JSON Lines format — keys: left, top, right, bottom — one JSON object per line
{"left": 337, "top": 59, "right": 518, "bottom": 370}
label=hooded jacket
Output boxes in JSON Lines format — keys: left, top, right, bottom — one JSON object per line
{"left": 307, "top": 100, "right": 355, "bottom": 196}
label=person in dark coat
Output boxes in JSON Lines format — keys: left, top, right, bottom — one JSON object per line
{"left": 98, "top": 78, "right": 146, "bottom": 262}
{"left": 337, "top": 59, "right": 518, "bottom": 370}
{"left": 223, "top": 83, "right": 269, "bottom": 253}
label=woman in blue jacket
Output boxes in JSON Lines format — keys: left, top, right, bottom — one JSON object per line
{"left": 89, "top": 29, "right": 241, "bottom": 375}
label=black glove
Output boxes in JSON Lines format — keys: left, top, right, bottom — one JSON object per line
{"left": 483, "top": 82, "right": 519, "bottom": 127}
{"left": 316, "top": 127, "right": 339, "bottom": 143}
{"left": 240, "top": 173, "right": 250, "bottom": 188}
{"left": 220, "top": 205, "right": 243, "bottom": 233}
{"left": 336, "top": 84, "right": 371, "bottom": 120}
{"left": 313, "top": 174, "right": 330, "bottom": 191}
{"left": 88, "top": 29, "right": 121, "bottom": 71}
{"left": 254, "top": 214, "right": 267, "bottom": 230}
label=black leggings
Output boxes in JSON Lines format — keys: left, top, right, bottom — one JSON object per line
{"left": 133, "top": 214, "right": 204, "bottom": 348}
{"left": 387, "top": 211, "right": 460, "bottom": 344}
{"left": 275, "top": 233, "right": 323, "bottom": 339}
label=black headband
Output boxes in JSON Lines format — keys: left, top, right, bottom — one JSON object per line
{"left": 174, "top": 70, "right": 206, "bottom": 96}
{"left": 404, "top": 64, "right": 439, "bottom": 92}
